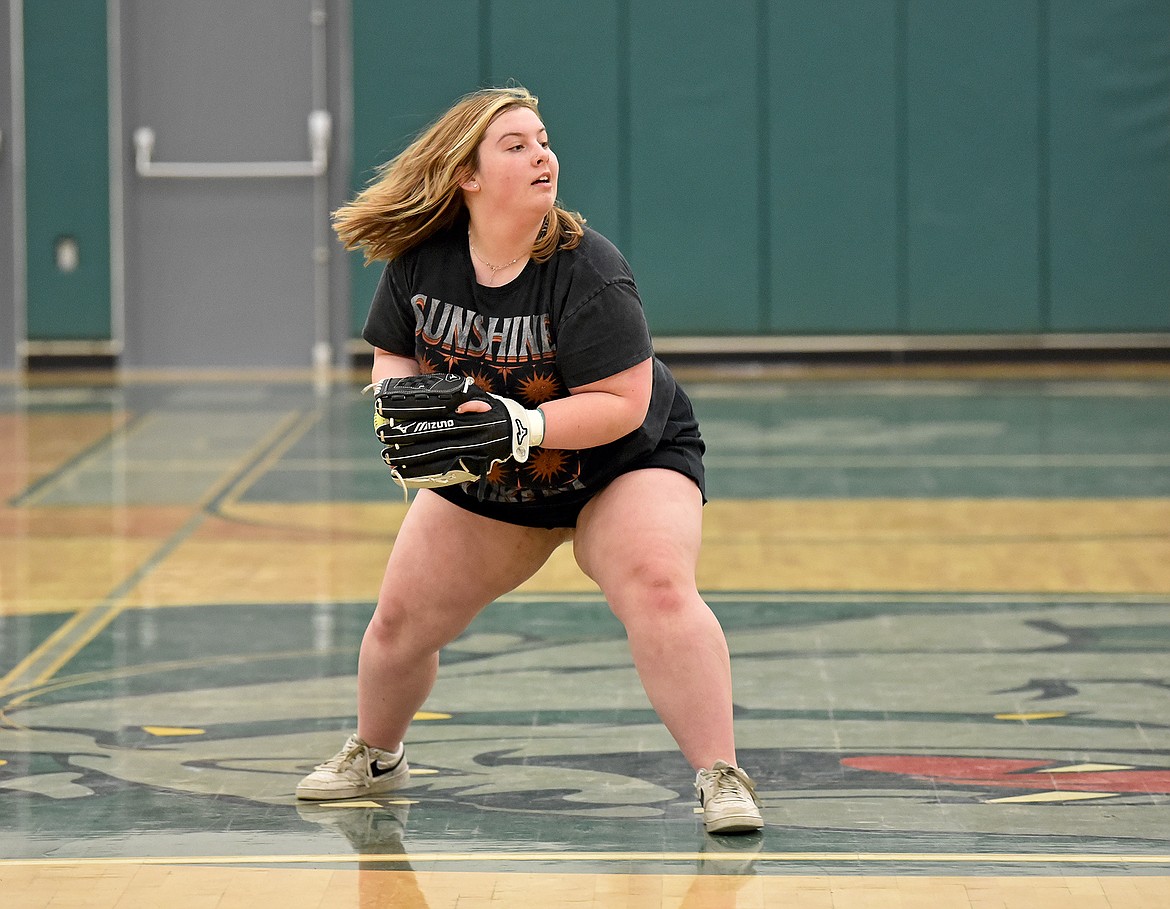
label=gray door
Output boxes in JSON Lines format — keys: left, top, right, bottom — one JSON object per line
{"left": 119, "top": 0, "right": 331, "bottom": 369}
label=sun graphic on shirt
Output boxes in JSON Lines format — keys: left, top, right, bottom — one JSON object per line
{"left": 468, "top": 370, "right": 496, "bottom": 394}
{"left": 485, "top": 460, "right": 510, "bottom": 485}
{"left": 527, "top": 448, "right": 569, "bottom": 484}
{"left": 518, "top": 371, "right": 561, "bottom": 405}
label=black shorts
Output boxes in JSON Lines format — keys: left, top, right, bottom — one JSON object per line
{"left": 433, "top": 389, "right": 706, "bottom": 529}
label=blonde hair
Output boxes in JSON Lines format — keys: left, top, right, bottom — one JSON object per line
{"left": 333, "top": 86, "right": 585, "bottom": 264}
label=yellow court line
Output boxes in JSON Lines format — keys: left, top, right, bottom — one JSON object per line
{"left": 0, "top": 410, "right": 314, "bottom": 700}
{"left": 0, "top": 606, "right": 107, "bottom": 698}
{"left": 12, "top": 412, "right": 136, "bottom": 508}
{"left": 194, "top": 409, "right": 313, "bottom": 511}
{"left": 985, "top": 792, "right": 1120, "bottom": 804}
{"left": 207, "top": 407, "right": 324, "bottom": 512}
{"left": 497, "top": 591, "right": 1170, "bottom": 605}
{"left": 11, "top": 606, "right": 128, "bottom": 695}
{"left": 708, "top": 454, "right": 1170, "bottom": 469}
{"left": 2, "top": 852, "right": 1169, "bottom": 868}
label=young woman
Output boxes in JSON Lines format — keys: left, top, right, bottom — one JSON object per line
{"left": 296, "top": 86, "right": 762, "bottom": 835}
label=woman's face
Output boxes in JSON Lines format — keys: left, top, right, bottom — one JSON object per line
{"left": 468, "top": 106, "right": 559, "bottom": 219}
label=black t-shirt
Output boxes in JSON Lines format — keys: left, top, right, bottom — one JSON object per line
{"left": 362, "top": 224, "right": 679, "bottom": 507}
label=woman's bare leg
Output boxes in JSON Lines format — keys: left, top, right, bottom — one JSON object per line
{"left": 572, "top": 469, "right": 737, "bottom": 770}
{"left": 357, "top": 490, "right": 570, "bottom": 750}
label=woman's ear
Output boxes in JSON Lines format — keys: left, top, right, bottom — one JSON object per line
{"left": 461, "top": 172, "right": 480, "bottom": 192}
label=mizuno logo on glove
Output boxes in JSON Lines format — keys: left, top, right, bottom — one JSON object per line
{"left": 394, "top": 419, "right": 456, "bottom": 433}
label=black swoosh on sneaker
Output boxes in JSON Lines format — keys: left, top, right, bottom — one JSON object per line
{"left": 371, "top": 755, "right": 403, "bottom": 778}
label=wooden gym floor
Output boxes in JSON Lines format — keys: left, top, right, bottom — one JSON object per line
{"left": 1, "top": 362, "right": 1168, "bottom": 908}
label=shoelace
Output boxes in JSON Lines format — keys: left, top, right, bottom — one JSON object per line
{"left": 707, "top": 765, "right": 760, "bottom": 806}
{"left": 317, "top": 737, "right": 368, "bottom": 774}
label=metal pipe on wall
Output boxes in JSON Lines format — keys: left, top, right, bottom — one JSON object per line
{"left": 10, "top": 0, "right": 27, "bottom": 368}
{"left": 310, "top": 0, "right": 332, "bottom": 390}
{"left": 108, "top": 0, "right": 126, "bottom": 362}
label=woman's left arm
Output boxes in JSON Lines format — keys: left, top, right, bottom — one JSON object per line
{"left": 537, "top": 357, "right": 653, "bottom": 450}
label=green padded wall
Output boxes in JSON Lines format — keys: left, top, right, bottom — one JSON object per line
{"left": 627, "top": 0, "right": 762, "bottom": 334}
{"left": 904, "top": 0, "right": 1042, "bottom": 332}
{"left": 1047, "top": 0, "right": 1170, "bottom": 331}
{"left": 768, "top": 1, "right": 899, "bottom": 333}
{"left": 349, "top": 0, "right": 1170, "bottom": 339}
{"left": 23, "top": 0, "right": 111, "bottom": 342}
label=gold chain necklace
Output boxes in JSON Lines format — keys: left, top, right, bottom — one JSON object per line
{"left": 468, "top": 232, "right": 525, "bottom": 278}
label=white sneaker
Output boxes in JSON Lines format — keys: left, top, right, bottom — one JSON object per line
{"left": 296, "top": 801, "right": 410, "bottom": 851}
{"left": 694, "top": 761, "right": 764, "bottom": 835}
{"left": 296, "top": 734, "right": 410, "bottom": 801}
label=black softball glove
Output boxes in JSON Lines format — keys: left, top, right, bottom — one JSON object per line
{"left": 367, "top": 374, "right": 545, "bottom": 490}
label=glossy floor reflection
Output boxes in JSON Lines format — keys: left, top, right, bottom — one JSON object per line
{"left": 1, "top": 365, "right": 1169, "bottom": 908}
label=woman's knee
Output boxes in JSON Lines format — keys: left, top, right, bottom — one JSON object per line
{"left": 363, "top": 597, "right": 410, "bottom": 648}
{"left": 364, "top": 594, "right": 456, "bottom": 656}
{"left": 601, "top": 555, "right": 699, "bottom": 623}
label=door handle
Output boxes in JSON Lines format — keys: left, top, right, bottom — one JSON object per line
{"left": 134, "top": 110, "right": 330, "bottom": 179}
